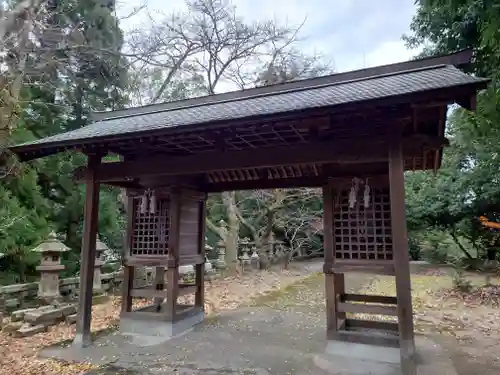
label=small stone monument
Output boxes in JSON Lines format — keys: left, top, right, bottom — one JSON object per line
{"left": 216, "top": 220, "right": 228, "bottom": 269}
{"left": 94, "top": 236, "right": 108, "bottom": 294}
{"left": 32, "top": 232, "right": 69, "bottom": 302}
{"left": 251, "top": 245, "right": 259, "bottom": 268}
{"left": 216, "top": 238, "right": 226, "bottom": 269}
{"left": 239, "top": 237, "right": 251, "bottom": 269}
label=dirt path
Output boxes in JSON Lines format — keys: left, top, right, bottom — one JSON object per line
{"left": 0, "top": 263, "right": 322, "bottom": 375}
{"left": 42, "top": 270, "right": 376, "bottom": 375}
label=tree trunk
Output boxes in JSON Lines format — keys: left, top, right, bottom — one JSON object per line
{"left": 222, "top": 191, "right": 239, "bottom": 270}
{"left": 258, "top": 210, "right": 275, "bottom": 269}
{"left": 0, "top": 1, "right": 34, "bottom": 149}
{"left": 449, "top": 231, "right": 474, "bottom": 260}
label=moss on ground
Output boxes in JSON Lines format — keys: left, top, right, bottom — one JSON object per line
{"left": 248, "top": 272, "right": 324, "bottom": 309}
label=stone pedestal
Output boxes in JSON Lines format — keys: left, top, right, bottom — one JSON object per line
{"left": 120, "top": 304, "right": 204, "bottom": 342}
{"left": 216, "top": 239, "right": 226, "bottom": 269}
{"left": 314, "top": 337, "right": 457, "bottom": 375}
{"left": 93, "top": 236, "right": 108, "bottom": 294}
{"left": 38, "top": 270, "right": 64, "bottom": 299}
{"left": 32, "top": 232, "right": 69, "bottom": 302}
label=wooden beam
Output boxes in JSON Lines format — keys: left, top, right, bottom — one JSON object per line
{"left": 143, "top": 172, "right": 389, "bottom": 193}
{"left": 73, "top": 154, "right": 101, "bottom": 348}
{"left": 337, "top": 302, "right": 398, "bottom": 316}
{"left": 75, "top": 135, "right": 448, "bottom": 183}
{"left": 330, "top": 263, "right": 395, "bottom": 275}
{"left": 105, "top": 180, "right": 143, "bottom": 190}
{"left": 341, "top": 294, "right": 397, "bottom": 305}
{"left": 457, "top": 93, "right": 477, "bottom": 111}
{"left": 206, "top": 175, "right": 325, "bottom": 192}
{"left": 331, "top": 329, "right": 400, "bottom": 348}
{"left": 345, "top": 319, "right": 399, "bottom": 332}
{"left": 388, "top": 136, "right": 416, "bottom": 375}
{"left": 77, "top": 141, "right": 387, "bottom": 182}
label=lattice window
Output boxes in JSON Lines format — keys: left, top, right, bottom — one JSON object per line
{"left": 333, "top": 187, "right": 393, "bottom": 261}
{"left": 130, "top": 196, "right": 170, "bottom": 256}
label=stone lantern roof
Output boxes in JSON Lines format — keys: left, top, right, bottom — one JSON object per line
{"left": 95, "top": 235, "right": 109, "bottom": 253}
{"left": 32, "top": 231, "right": 70, "bottom": 254}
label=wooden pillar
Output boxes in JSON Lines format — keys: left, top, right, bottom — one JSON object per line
{"left": 121, "top": 195, "right": 134, "bottom": 314}
{"left": 323, "top": 185, "right": 344, "bottom": 338}
{"left": 153, "top": 266, "right": 165, "bottom": 308}
{"left": 121, "top": 266, "right": 134, "bottom": 314}
{"left": 73, "top": 154, "right": 101, "bottom": 347}
{"left": 388, "top": 139, "right": 416, "bottom": 375}
{"left": 195, "top": 196, "right": 206, "bottom": 310}
{"left": 335, "top": 273, "right": 345, "bottom": 320}
{"left": 166, "top": 188, "right": 181, "bottom": 321}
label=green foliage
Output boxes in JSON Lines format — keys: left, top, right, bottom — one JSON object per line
{"left": 404, "top": 0, "right": 500, "bottom": 78}
{"left": 413, "top": 230, "right": 465, "bottom": 263}
{"left": 405, "top": 0, "right": 500, "bottom": 265}
{"left": 452, "top": 268, "right": 474, "bottom": 293}
{"left": 0, "top": 0, "right": 127, "bottom": 284}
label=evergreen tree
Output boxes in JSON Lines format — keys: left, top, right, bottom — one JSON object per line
{"left": 1, "top": 0, "right": 128, "bottom": 282}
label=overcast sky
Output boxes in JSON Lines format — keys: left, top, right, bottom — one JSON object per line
{"left": 117, "top": 0, "right": 419, "bottom": 75}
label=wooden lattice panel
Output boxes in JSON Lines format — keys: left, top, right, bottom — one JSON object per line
{"left": 130, "top": 195, "right": 170, "bottom": 256}
{"left": 333, "top": 187, "right": 393, "bottom": 261}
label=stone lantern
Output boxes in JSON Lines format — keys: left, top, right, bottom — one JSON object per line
{"left": 94, "top": 236, "right": 108, "bottom": 293}
{"left": 216, "top": 220, "right": 228, "bottom": 269}
{"left": 216, "top": 238, "right": 226, "bottom": 269}
{"left": 239, "top": 237, "right": 251, "bottom": 267}
{"left": 32, "top": 231, "right": 69, "bottom": 301}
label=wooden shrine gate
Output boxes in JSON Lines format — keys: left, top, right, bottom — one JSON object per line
{"left": 9, "top": 50, "right": 488, "bottom": 375}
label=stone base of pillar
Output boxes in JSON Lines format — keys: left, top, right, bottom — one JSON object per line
{"left": 313, "top": 337, "right": 456, "bottom": 375}
{"left": 119, "top": 304, "right": 204, "bottom": 340}
{"left": 72, "top": 332, "right": 92, "bottom": 348}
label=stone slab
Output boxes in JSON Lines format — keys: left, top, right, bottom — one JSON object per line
{"left": 11, "top": 308, "right": 37, "bottom": 322}
{"left": 59, "top": 304, "right": 77, "bottom": 317}
{"left": 24, "top": 307, "right": 63, "bottom": 324}
{"left": 66, "top": 314, "right": 77, "bottom": 324}
{"left": 14, "top": 323, "right": 47, "bottom": 337}
{"left": 5, "top": 298, "right": 20, "bottom": 308}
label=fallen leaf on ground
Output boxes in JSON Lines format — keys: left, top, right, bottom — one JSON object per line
{"left": 0, "top": 267, "right": 310, "bottom": 375}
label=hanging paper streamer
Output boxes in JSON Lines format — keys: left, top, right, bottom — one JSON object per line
{"left": 363, "top": 179, "right": 371, "bottom": 208}
{"left": 140, "top": 193, "right": 148, "bottom": 214}
{"left": 140, "top": 189, "right": 154, "bottom": 214}
{"left": 150, "top": 192, "right": 157, "bottom": 215}
{"left": 349, "top": 178, "right": 359, "bottom": 209}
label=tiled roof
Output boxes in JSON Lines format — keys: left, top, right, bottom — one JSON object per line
{"left": 10, "top": 64, "right": 488, "bottom": 155}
